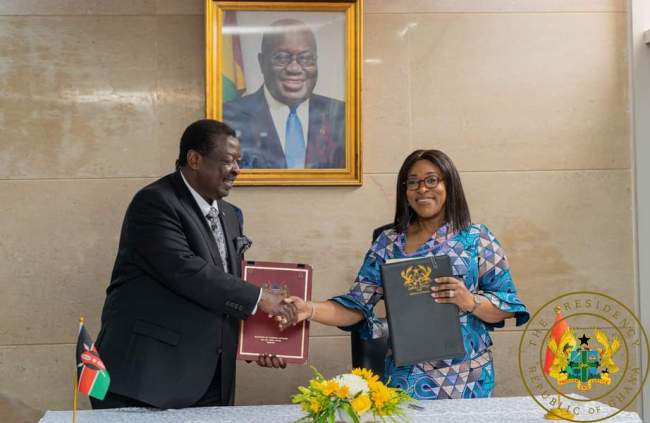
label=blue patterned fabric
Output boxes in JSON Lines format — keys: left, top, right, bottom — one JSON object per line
{"left": 331, "top": 223, "right": 529, "bottom": 400}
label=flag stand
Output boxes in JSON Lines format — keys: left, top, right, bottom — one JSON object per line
{"left": 73, "top": 316, "right": 84, "bottom": 423}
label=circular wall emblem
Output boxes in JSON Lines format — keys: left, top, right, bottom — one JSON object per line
{"left": 518, "top": 291, "right": 649, "bottom": 421}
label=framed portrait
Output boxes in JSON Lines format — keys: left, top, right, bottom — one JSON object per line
{"left": 206, "top": 0, "right": 363, "bottom": 186}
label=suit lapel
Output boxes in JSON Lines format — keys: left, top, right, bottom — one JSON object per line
{"left": 171, "top": 171, "right": 224, "bottom": 269}
{"left": 304, "top": 95, "right": 342, "bottom": 168}
{"left": 251, "top": 88, "right": 287, "bottom": 167}
{"left": 305, "top": 95, "right": 325, "bottom": 167}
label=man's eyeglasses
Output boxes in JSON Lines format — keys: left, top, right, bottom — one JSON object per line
{"left": 404, "top": 175, "right": 442, "bottom": 191}
{"left": 202, "top": 154, "right": 240, "bottom": 171}
{"left": 269, "top": 52, "right": 317, "bottom": 68}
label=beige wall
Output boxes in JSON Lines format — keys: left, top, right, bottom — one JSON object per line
{"left": 0, "top": 0, "right": 634, "bottom": 416}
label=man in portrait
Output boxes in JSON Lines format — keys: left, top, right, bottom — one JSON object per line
{"left": 223, "top": 18, "right": 345, "bottom": 169}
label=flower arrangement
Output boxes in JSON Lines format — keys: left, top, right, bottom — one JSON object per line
{"left": 291, "top": 367, "right": 411, "bottom": 422}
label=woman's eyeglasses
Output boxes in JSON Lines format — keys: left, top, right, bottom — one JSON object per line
{"left": 404, "top": 175, "right": 441, "bottom": 191}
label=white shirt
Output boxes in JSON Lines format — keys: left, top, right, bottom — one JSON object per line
{"left": 180, "top": 170, "right": 261, "bottom": 313}
{"left": 263, "top": 85, "right": 310, "bottom": 154}
{"left": 181, "top": 168, "right": 220, "bottom": 223}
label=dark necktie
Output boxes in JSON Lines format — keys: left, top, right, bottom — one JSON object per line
{"left": 285, "top": 105, "right": 306, "bottom": 168}
{"left": 206, "top": 206, "right": 228, "bottom": 272}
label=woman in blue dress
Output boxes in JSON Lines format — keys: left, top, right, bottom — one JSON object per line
{"left": 285, "top": 149, "right": 529, "bottom": 400}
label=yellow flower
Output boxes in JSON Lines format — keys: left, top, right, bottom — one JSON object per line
{"left": 321, "top": 380, "right": 341, "bottom": 396}
{"left": 335, "top": 385, "right": 350, "bottom": 399}
{"left": 352, "top": 368, "right": 380, "bottom": 384}
{"left": 371, "top": 383, "right": 395, "bottom": 410}
{"left": 309, "top": 398, "right": 322, "bottom": 413}
{"left": 351, "top": 394, "right": 371, "bottom": 415}
{"left": 367, "top": 379, "right": 382, "bottom": 393}
{"left": 311, "top": 379, "right": 340, "bottom": 395}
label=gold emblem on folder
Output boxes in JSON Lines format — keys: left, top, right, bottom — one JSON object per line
{"left": 400, "top": 265, "right": 433, "bottom": 293}
{"left": 261, "top": 282, "right": 289, "bottom": 298}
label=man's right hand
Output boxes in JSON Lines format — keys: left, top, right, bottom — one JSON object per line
{"left": 282, "top": 296, "right": 312, "bottom": 326}
{"left": 258, "top": 288, "right": 296, "bottom": 328}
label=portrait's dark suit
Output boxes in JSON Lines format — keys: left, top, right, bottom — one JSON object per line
{"left": 95, "top": 171, "right": 260, "bottom": 409}
{"left": 223, "top": 87, "right": 345, "bottom": 169}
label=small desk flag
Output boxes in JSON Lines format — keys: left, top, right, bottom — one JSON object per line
{"left": 76, "top": 321, "right": 110, "bottom": 400}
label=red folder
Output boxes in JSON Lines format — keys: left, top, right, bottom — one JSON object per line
{"left": 237, "top": 261, "right": 312, "bottom": 364}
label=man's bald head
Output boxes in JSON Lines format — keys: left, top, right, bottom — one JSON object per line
{"left": 258, "top": 19, "right": 318, "bottom": 106}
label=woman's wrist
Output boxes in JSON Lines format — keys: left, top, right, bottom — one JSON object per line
{"left": 463, "top": 295, "right": 480, "bottom": 313}
{"left": 307, "top": 301, "right": 316, "bottom": 320}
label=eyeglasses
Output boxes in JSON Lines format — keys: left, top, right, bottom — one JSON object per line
{"left": 269, "top": 52, "right": 317, "bottom": 68}
{"left": 404, "top": 175, "right": 442, "bottom": 191}
{"left": 202, "top": 153, "right": 240, "bottom": 171}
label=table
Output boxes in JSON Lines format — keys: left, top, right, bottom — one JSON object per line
{"left": 40, "top": 396, "right": 642, "bottom": 422}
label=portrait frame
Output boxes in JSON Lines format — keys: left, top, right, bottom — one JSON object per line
{"left": 206, "top": 0, "right": 363, "bottom": 186}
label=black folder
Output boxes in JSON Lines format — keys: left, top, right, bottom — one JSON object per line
{"left": 381, "top": 255, "right": 465, "bottom": 367}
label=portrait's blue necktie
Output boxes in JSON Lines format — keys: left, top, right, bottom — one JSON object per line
{"left": 285, "top": 105, "right": 306, "bottom": 168}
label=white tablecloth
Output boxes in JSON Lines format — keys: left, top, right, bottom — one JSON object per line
{"left": 39, "top": 396, "right": 642, "bottom": 422}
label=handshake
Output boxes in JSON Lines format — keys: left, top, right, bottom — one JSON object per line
{"left": 257, "top": 288, "right": 311, "bottom": 330}
{"left": 250, "top": 288, "right": 312, "bottom": 369}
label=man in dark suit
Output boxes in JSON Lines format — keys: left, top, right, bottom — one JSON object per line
{"left": 92, "top": 119, "right": 294, "bottom": 409}
{"left": 223, "top": 19, "right": 345, "bottom": 169}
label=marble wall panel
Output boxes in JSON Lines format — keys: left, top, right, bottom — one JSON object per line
{"left": 0, "top": 0, "right": 624, "bottom": 16}
{"left": 408, "top": 13, "right": 629, "bottom": 172}
{"left": 155, "top": 0, "right": 203, "bottom": 16}
{"left": 462, "top": 170, "right": 634, "bottom": 313}
{"left": 366, "top": 0, "right": 626, "bottom": 14}
{"left": 490, "top": 330, "right": 528, "bottom": 397}
{"left": 0, "top": 392, "right": 43, "bottom": 423}
{"left": 362, "top": 14, "right": 413, "bottom": 174}
{"left": 0, "top": 16, "right": 158, "bottom": 179}
{"left": 0, "top": 0, "right": 155, "bottom": 16}
{"left": 0, "top": 344, "right": 90, "bottom": 412}
{"left": 0, "top": 179, "right": 153, "bottom": 345}
{"left": 154, "top": 15, "right": 205, "bottom": 174}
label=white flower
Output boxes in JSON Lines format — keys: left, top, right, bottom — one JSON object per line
{"left": 334, "top": 373, "right": 369, "bottom": 398}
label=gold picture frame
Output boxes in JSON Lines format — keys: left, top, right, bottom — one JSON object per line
{"left": 206, "top": 0, "right": 363, "bottom": 186}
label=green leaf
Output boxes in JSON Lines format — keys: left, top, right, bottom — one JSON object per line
{"left": 310, "top": 366, "right": 326, "bottom": 380}
{"left": 341, "top": 402, "right": 361, "bottom": 423}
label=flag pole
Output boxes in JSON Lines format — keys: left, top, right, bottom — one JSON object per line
{"left": 73, "top": 316, "right": 84, "bottom": 423}
{"left": 72, "top": 373, "right": 78, "bottom": 423}
{"left": 544, "top": 307, "right": 574, "bottom": 420}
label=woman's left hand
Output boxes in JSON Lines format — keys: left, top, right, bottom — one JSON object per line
{"left": 431, "top": 277, "right": 474, "bottom": 312}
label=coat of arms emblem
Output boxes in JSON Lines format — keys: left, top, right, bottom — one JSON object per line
{"left": 400, "top": 265, "right": 433, "bottom": 292}
{"left": 547, "top": 326, "right": 620, "bottom": 391}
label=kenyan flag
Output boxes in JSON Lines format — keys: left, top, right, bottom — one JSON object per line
{"left": 76, "top": 322, "right": 110, "bottom": 400}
